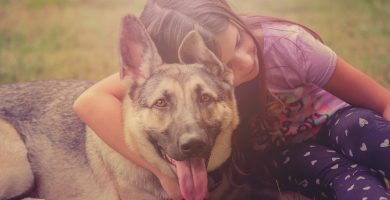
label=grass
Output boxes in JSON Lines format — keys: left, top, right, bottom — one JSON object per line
{"left": 0, "top": 0, "right": 389, "bottom": 88}
{"left": 0, "top": 0, "right": 144, "bottom": 82}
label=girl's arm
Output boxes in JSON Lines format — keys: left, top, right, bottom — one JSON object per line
{"left": 323, "top": 57, "right": 390, "bottom": 120}
{"left": 73, "top": 73, "right": 182, "bottom": 199}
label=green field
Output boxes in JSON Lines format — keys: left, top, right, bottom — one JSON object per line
{"left": 0, "top": 0, "right": 389, "bottom": 88}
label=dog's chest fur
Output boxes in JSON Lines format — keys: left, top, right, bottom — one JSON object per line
{"left": 86, "top": 127, "right": 169, "bottom": 199}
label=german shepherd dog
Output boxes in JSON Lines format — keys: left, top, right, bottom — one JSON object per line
{"left": 0, "top": 14, "right": 242, "bottom": 200}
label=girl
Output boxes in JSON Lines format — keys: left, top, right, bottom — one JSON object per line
{"left": 73, "top": 0, "right": 390, "bottom": 199}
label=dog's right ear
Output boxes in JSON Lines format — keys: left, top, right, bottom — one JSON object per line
{"left": 119, "top": 15, "right": 162, "bottom": 79}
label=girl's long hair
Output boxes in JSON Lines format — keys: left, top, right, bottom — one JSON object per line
{"left": 139, "top": 0, "right": 322, "bottom": 187}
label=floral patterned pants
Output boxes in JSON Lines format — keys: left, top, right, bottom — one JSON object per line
{"left": 273, "top": 106, "right": 390, "bottom": 200}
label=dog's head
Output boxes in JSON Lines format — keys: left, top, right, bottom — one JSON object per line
{"left": 119, "top": 15, "right": 239, "bottom": 199}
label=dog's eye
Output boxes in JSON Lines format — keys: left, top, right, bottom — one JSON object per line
{"left": 200, "top": 94, "right": 213, "bottom": 103}
{"left": 154, "top": 99, "right": 168, "bottom": 108}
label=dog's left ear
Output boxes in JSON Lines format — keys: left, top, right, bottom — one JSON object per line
{"left": 178, "top": 31, "right": 234, "bottom": 85}
{"left": 119, "top": 15, "right": 162, "bottom": 79}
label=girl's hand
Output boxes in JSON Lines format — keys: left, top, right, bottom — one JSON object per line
{"left": 383, "top": 105, "right": 390, "bottom": 122}
{"left": 157, "top": 173, "right": 183, "bottom": 200}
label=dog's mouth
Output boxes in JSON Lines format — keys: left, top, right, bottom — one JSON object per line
{"left": 156, "top": 144, "right": 209, "bottom": 200}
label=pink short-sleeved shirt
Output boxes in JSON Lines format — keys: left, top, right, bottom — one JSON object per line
{"left": 261, "top": 23, "right": 349, "bottom": 145}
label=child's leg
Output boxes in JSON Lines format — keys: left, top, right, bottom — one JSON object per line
{"left": 273, "top": 142, "right": 390, "bottom": 200}
{"left": 319, "top": 106, "right": 390, "bottom": 179}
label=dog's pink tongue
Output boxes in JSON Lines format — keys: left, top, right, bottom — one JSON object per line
{"left": 175, "top": 158, "right": 208, "bottom": 200}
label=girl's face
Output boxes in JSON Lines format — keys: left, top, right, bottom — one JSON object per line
{"left": 215, "top": 23, "right": 259, "bottom": 86}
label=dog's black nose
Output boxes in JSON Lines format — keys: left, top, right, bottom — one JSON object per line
{"left": 180, "top": 138, "right": 207, "bottom": 157}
